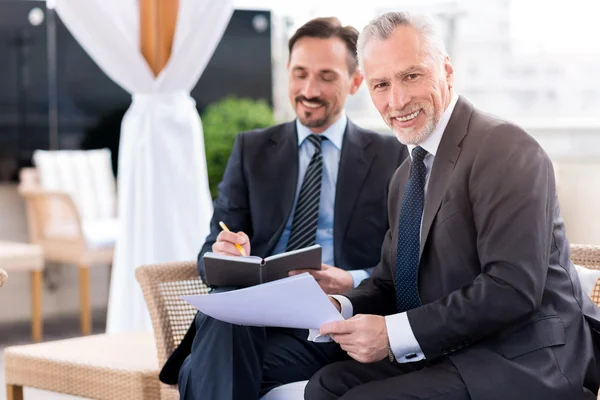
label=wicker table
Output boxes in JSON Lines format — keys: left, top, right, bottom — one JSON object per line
{"left": 4, "top": 332, "right": 161, "bottom": 400}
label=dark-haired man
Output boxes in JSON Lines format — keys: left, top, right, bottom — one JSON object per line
{"left": 159, "top": 16, "right": 408, "bottom": 399}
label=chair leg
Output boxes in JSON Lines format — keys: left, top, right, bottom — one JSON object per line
{"left": 78, "top": 265, "right": 91, "bottom": 335}
{"left": 30, "top": 270, "right": 43, "bottom": 342}
{"left": 7, "top": 384, "right": 24, "bottom": 400}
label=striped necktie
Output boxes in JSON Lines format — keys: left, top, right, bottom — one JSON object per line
{"left": 286, "top": 134, "right": 326, "bottom": 251}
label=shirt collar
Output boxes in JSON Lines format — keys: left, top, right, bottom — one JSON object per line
{"left": 407, "top": 91, "right": 459, "bottom": 159}
{"left": 296, "top": 112, "right": 347, "bottom": 150}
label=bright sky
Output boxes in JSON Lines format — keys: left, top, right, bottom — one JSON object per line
{"left": 235, "top": 0, "right": 600, "bottom": 56}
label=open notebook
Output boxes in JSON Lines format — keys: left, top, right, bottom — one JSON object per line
{"left": 203, "top": 244, "right": 322, "bottom": 287}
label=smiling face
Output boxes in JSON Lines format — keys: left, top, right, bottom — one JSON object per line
{"left": 287, "top": 36, "right": 362, "bottom": 133}
{"left": 362, "top": 25, "right": 454, "bottom": 145}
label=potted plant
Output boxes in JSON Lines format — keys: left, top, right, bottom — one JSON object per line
{"left": 202, "top": 96, "right": 274, "bottom": 199}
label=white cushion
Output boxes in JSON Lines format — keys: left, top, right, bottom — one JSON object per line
{"left": 45, "top": 218, "right": 118, "bottom": 249}
{"left": 260, "top": 381, "right": 308, "bottom": 400}
{"left": 574, "top": 264, "right": 600, "bottom": 297}
{"left": 83, "top": 219, "right": 119, "bottom": 249}
{"left": 33, "top": 149, "right": 116, "bottom": 220}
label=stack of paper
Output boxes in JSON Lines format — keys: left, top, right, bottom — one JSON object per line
{"left": 182, "top": 273, "right": 343, "bottom": 330}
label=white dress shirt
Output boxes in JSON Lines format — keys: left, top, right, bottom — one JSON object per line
{"left": 309, "top": 91, "right": 460, "bottom": 363}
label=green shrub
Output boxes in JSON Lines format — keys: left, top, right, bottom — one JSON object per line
{"left": 202, "top": 96, "right": 275, "bottom": 199}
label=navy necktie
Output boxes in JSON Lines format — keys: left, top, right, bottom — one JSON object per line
{"left": 395, "top": 146, "right": 428, "bottom": 312}
{"left": 286, "top": 134, "right": 326, "bottom": 251}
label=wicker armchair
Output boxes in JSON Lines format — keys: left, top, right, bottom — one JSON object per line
{"left": 135, "top": 261, "right": 210, "bottom": 400}
{"left": 0, "top": 268, "right": 7, "bottom": 287}
{"left": 134, "top": 261, "right": 310, "bottom": 400}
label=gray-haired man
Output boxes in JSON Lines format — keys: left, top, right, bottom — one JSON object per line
{"left": 306, "top": 11, "right": 600, "bottom": 400}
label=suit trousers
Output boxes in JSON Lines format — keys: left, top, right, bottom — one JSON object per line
{"left": 305, "top": 357, "right": 470, "bottom": 400}
{"left": 178, "top": 289, "right": 347, "bottom": 400}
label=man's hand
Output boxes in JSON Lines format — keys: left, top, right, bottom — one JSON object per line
{"left": 319, "top": 315, "right": 389, "bottom": 363}
{"left": 212, "top": 231, "right": 251, "bottom": 257}
{"left": 289, "top": 263, "right": 354, "bottom": 294}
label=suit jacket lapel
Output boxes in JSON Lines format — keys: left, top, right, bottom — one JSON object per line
{"left": 334, "top": 120, "right": 375, "bottom": 264}
{"left": 419, "top": 97, "right": 473, "bottom": 257}
{"left": 264, "top": 122, "right": 299, "bottom": 254}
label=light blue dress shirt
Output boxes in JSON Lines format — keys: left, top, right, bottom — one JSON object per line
{"left": 272, "top": 113, "right": 371, "bottom": 288}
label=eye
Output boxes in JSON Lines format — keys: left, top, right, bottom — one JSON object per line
{"left": 321, "top": 72, "right": 336, "bottom": 82}
{"left": 373, "top": 82, "right": 389, "bottom": 90}
{"left": 406, "top": 73, "right": 419, "bottom": 81}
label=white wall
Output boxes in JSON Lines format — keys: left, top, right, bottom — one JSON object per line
{"left": 533, "top": 125, "right": 600, "bottom": 246}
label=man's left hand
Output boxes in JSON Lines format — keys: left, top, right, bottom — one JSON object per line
{"left": 319, "top": 315, "right": 389, "bottom": 363}
{"left": 289, "top": 263, "right": 354, "bottom": 294}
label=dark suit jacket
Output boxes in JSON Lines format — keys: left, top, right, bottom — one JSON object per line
{"left": 159, "top": 118, "right": 408, "bottom": 384}
{"left": 345, "top": 97, "right": 600, "bottom": 399}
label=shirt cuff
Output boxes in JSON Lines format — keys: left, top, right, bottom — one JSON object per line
{"left": 385, "top": 312, "right": 425, "bottom": 363}
{"left": 348, "top": 269, "right": 371, "bottom": 288}
{"left": 330, "top": 295, "right": 353, "bottom": 319}
{"left": 307, "top": 295, "right": 353, "bottom": 342}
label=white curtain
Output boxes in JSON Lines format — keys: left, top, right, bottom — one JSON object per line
{"left": 53, "top": 0, "right": 233, "bottom": 332}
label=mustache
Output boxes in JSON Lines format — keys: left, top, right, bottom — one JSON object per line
{"left": 295, "top": 96, "right": 326, "bottom": 106}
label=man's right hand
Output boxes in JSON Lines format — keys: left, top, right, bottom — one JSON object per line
{"left": 329, "top": 296, "right": 342, "bottom": 313}
{"left": 212, "top": 231, "right": 251, "bottom": 257}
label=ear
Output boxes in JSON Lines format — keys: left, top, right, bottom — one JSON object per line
{"left": 348, "top": 70, "right": 364, "bottom": 95}
{"left": 443, "top": 56, "right": 454, "bottom": 90}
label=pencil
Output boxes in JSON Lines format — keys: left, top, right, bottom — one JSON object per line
{"left": 218, "top": 221, "right": 247, "bottom": 256}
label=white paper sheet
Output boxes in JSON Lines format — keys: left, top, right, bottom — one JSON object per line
{"left": 182, "top": 273, "right": 343, "bottom": 330}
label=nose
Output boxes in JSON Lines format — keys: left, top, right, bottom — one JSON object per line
{"left": 389, "top": 84, "right": 411, "bottom": 111}
{"left": 301, "top": 77, "right": 321, "bottom": 100}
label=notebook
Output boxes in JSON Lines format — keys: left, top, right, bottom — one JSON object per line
{"left": 203, "top": 244, "right": 322, "bottom": 287}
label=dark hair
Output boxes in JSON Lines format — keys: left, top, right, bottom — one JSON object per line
{"left": 288, "top": 17, "right": 359, "bottom": 74}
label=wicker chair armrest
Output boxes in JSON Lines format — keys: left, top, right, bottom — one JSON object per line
{"left": 571, "top": 244, "right": 600, "bottom": 270}
{"left": 135, "top": 261, "right": 199, "bottom": 285}
{"left": 136, "top": 261, "right": 209, "bottom": 366}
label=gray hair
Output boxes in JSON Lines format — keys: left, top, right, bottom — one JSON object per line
{"left": 357, "top": 12, "right": 447, "bottom": 70}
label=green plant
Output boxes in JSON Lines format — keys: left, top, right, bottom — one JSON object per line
{"left": 202, "top": 96, "right": 275, "bottom": 199}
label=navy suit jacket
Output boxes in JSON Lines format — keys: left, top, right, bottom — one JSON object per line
{"left": 197, "top": 119, "right": 407, "bottom": 281}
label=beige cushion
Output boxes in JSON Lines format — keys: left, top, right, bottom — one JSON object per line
{"left": 4, "top": 332, "right": 160, "bottom": 400}
{"left": 0, "top": 241, "right": 44, "bottom": 270}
